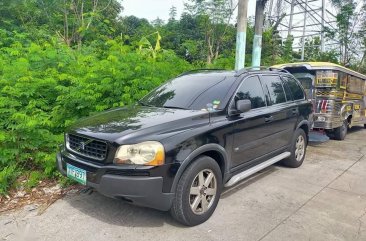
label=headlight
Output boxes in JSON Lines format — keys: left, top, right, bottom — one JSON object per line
{"left": 114, "top": 141, "right": 165, "bottom": 166}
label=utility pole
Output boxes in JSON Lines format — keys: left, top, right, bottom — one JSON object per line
{"left": 235, "top": 0, "right": 249, "bottom": 70}
{"left": 252, "top": 0, "right": 267, "bottom": 67}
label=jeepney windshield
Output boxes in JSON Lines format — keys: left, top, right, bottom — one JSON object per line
{"left": 315, "top": 70, "right": 338, "bottom": 88}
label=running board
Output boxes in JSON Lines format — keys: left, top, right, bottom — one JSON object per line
{"left": 224, "top": 152, "right": 291, "bottom": 187}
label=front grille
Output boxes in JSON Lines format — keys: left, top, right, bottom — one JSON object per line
{"left": 66, "top": 134, "right": 107, "bottom": 161}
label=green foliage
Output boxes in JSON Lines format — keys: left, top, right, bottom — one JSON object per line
{"left": 301, "top": 37, "right": 339, "bottom": 63}
{"left": 327, "top": 0, "right": 360, "bottom": 65}
{"left": 0, "top": 29, "right": 191, "bottom": 194}
{"left": 58, "top": 174, "right": 77, "bottom": 187}
{"left": 0, "top": 165, "right": 19, "bottom": 195}
{"left": 26, "top": 171, "right": 44, "bottom": 189}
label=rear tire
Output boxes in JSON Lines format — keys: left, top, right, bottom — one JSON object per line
{"left": 281, "top": 128, "right": 307, "bottom": 168}
{"left": 170, "top": 156, "right": 222, "bottom": 226}
{"left": 364, "top": 124, "right": 366, "bottom": 129}
{"left": 334, "top": 120, "right": 347, "bottom": 140}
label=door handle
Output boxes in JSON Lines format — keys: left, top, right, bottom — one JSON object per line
{"left": 264, "top": 116, "right": 274, "bottom": 123}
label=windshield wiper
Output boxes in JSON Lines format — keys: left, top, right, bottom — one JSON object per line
{"left": 138, "top": 101, "right": 154, "bottom": 107}
{"left": 162, "top": 105, "right": 188, "bottom": 110}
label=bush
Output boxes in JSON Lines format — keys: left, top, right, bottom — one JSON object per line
{"left": 0, "top": 165, "right": 18, "bottom": 195}
{"left": 0, "top": 31, "right": 192, "bottom": 194}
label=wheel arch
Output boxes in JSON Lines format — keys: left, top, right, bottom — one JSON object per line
{"left": 170, "top": 144, "right": 228, "bottom": 193}
{"left": 340, "top": 103, "right": 353, "bottom": 121}
{"left": 347, "top": 115, "right": 352, "bottom": 123}
{"left": 296, "top": 120, "right": 310, "bottom": 141}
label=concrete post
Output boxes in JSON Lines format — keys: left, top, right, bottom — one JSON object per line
{"left": 235, "top": 0, "right": 249, "bottom": 70}
{"left": 252, "top": 0, "right": 266, "bottom": 67}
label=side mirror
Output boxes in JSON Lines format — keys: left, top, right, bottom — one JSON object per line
{"left": 236, "top": 99, "right": 251, "bottom": 113}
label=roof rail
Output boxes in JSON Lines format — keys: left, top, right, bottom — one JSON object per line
{"left": 234, "top": 66, "right": 290, "bottom": 77}
{"left": 177, "top": 68, "right": 227, "bottom": 77}
{"left": 268, "top": 67, "right": 291, "bottom": 74}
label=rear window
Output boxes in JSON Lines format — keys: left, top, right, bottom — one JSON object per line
{"left": 282, "top": 75, "right": 305, "bottom": 100}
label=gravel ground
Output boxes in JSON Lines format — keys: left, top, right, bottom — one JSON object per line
{"left": 1, "top": 126, "right": 366, "bottom": 241}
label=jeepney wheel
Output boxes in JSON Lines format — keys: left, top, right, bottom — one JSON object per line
{"left": 334, "top": 120, "right": 347, "bottom": 141}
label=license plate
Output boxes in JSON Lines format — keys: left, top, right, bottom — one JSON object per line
{"left": 67, "top": 163, "right": 86, "bottom": 185}
{"left": 318, "top": 116, "right": 326, "bottom": 122}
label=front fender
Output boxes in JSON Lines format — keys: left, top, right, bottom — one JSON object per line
{"left": 170, "top": 143, "right": 228, "bottom": 192}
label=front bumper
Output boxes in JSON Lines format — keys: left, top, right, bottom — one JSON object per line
{"left": 56, "top": 152, "right": 174, "bottom": 211}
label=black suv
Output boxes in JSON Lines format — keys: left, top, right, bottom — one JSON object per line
{"left": 56, "top": 68, "right": 312, "bottom": 226}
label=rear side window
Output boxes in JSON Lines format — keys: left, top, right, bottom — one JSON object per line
{"left": 260, "top": 75, "right": 287, "bottom": 105}
{"left": 234, "top": 76, "right": 266, "bottom": 109}
{"left": 282, "top": 75, "right": 305, "bottom": 100}
{"left": 282, "top": 79, "right": 293, "bottom": 101}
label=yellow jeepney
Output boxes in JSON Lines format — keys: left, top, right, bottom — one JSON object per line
{"left": 272, "top": 62, "right": 366, "bottom": 140}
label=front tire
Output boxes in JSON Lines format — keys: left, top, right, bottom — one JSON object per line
{"left": 281, "top": 128, "right": 307, "bottom": 168}
{"left": 170, "top": 156, "right": 222, "bottom": 226}
{"left": 334, "top": 120, "right": 347, "bottom": 140}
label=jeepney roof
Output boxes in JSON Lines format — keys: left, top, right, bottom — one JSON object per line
{"left": 272, "top": 62, "right": 366, "bottom": 80}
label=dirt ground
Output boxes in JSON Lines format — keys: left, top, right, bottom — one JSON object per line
{"left": 1, "top": 126, "right": 365, "bottom": 241}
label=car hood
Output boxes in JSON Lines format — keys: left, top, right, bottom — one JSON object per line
{"left": 68, "top": 105, "right": 210, "bottom": 144}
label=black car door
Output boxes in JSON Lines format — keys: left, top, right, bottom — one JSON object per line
{"left": 259, "top": 74, "right": 299, "bottom": 152}
{"left": 230, "top": 75, "right": 274, "bottom": 168}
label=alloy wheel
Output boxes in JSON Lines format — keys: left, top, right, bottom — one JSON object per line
{"left": 295, "top": 135, "right": 305, "bottom": 162}
{"left": 189, "top": 169, "right": 217, "bottom": 215}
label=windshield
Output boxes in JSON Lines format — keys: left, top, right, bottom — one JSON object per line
{"left": 140, "top": 73, "right": 234, "bottom": 110}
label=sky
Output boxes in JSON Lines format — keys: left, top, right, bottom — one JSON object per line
{"left": 121, "top": 0, "right": 257, "bottom": 22}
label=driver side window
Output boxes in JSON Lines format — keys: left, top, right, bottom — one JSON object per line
{"left": 234, "top": 76, "right": 266, "bottom": 109}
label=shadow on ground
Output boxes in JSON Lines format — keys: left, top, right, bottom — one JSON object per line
{"left": 66, "top": 190, "right": 177, "bottom": 228}
{"left": 65, "top": 166, "right": 279, "bottom": 228}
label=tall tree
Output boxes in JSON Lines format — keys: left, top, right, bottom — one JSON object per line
{"left": 328, "top": 0, "right": 363, "bottom": 65}
{"left": 0, "top": 0, "right": 123, "bottom": 48}
{"left": 184, "top": 0, "right": 236, "bottom": 64}
{"left": 169, "top": 6, "right": 178, "bottom": 21}
{"left": 357, "top": 2, "right": 366, "bottom": 71}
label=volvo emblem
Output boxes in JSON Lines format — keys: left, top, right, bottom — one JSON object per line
{"left": 76, "top": 139, "right": 93, "bottom": 151}
{"left": 79, "top": 142, "right": 86, "bottom": 150}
